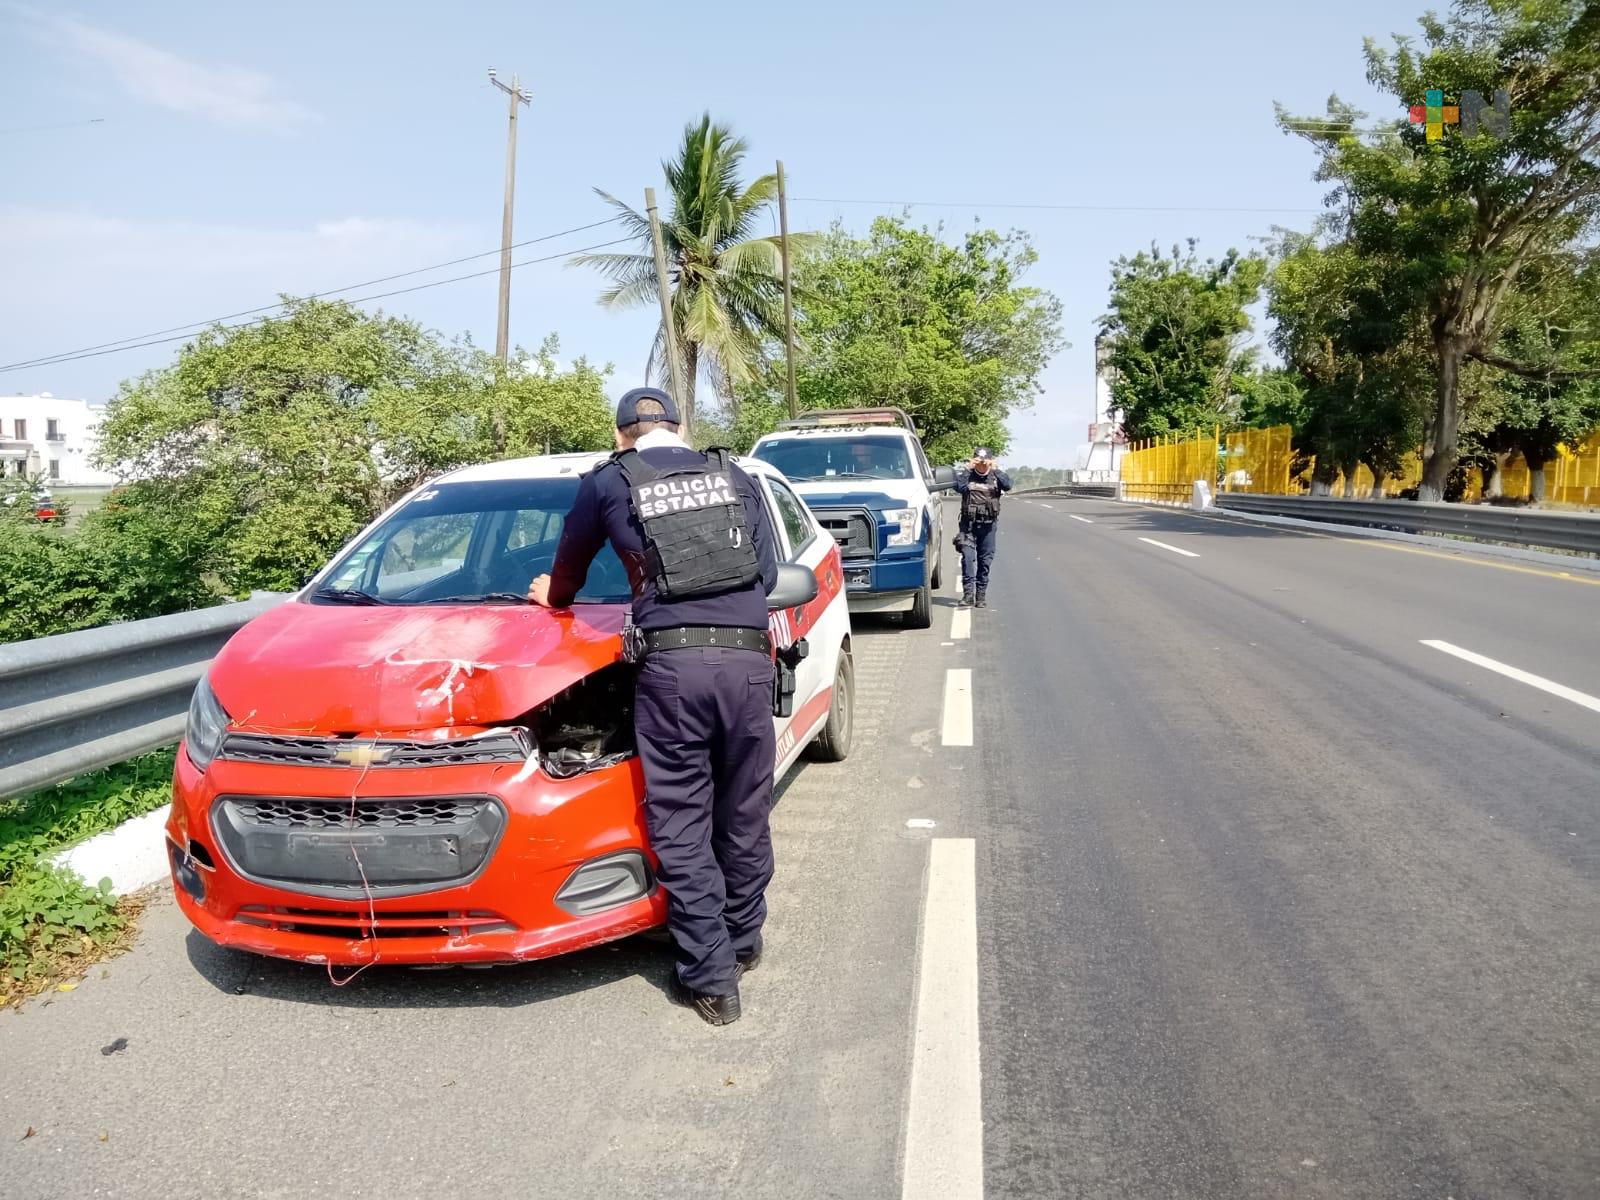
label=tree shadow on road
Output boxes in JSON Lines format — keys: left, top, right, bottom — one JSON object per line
{"left": 184, "top": 925, "right": 678, "bottom": 1011}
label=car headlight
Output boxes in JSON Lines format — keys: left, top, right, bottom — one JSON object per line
{"left": 885, "top": 507, "right": 920, "bottom": 548}
{"left": 184, "top": 676, "right": 231, "bottom": 773}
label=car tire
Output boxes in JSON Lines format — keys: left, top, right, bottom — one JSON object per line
{"left": 904, "top": 559, "right": 934, "bottom": 629}
{"left": 930, "top": 540, "right": 943, "bottom": 590}
{"left": 805, "top": 648, "right": 854, "bottom": 762}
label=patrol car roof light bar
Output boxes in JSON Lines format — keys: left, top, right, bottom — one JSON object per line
{"left": 776, "top": 406, "right": 920, "bottom": 435}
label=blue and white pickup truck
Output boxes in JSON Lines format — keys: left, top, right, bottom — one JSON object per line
{"left": 749, "top": 408, "right": 955, "bottom": 629}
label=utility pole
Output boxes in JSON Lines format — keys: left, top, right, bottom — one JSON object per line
{"left": 488, "top": 68, "right": 531, "bottom": 363}
{"left": 776, "top": 160, "right": 799, "bottom": 419}
{"left": 645, "top": 187, "right": 688, "bottom": 423}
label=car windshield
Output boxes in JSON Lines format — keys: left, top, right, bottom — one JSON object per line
{"left": 313, "top": 475, "right": 630, "bottom": 605}
{"left": 751, "top": 436, "right": 914, "bottom": 482}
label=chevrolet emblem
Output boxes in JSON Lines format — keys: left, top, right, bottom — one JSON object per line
{"left": 332, "top": 744, "right": 393, "bottom": 767}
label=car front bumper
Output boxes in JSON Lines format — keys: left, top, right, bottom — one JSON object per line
{"left": 165, "top": 743, "right": 666, "bottom": 967}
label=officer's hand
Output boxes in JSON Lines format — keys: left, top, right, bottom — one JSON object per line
{"left": 527, "top": 574, "right": 553, "bottom": 607}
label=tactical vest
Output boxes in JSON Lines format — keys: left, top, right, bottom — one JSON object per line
{"left": 613, "top": 446, "right": 761, "bottom": 601}
{"left": 963, "top": 474, "right": 1003, "bottom": 525}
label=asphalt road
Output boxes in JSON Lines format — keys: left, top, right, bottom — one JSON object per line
{"left": 3, "top": 497, "right": 1597, "bottom": 1199}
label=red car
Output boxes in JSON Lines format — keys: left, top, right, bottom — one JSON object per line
{"left": 166, "top": 452, "right": 855, "bottom": 969}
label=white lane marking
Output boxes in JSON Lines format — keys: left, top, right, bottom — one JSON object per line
{"left": 906, "top": 818, "right": 938, "bottom": 830}
{"left": 1039, "top": 502, "right": 1054, "bottom": 509}
{"left": 941, "top": 669, "right": 973, "bottom": 747}
{"left": 1068, "top": 514, "right": 1093, "bottom": 524}
{"left": 902, "top": 838, "right": 983, "bottom": 1200}
{"left": 1139, "top": 536, "right": 1200, "bottom": 559}
{"left": 951, "top": 607, "right": 971, "bottom": 641}
{"left": 1421, "top": 640, "right": 1600, "bottom": 715}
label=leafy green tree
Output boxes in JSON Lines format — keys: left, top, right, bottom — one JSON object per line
{"left": 1098, "top": 241, "right": 1266, "bottom": 441}
{"left": 1281, "top": 0, "right": 1600, "bottom": 499}
{"left": 576, "top": 115, "right": 794, "bottom": 430}
{"left": 760, "top": 216, "right": 1063, "bottom": 462}
{"left": 94, "top": 299, "right": 611, "bottom": 596}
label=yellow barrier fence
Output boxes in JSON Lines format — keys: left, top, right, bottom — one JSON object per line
{"left": 1223, "top": 426, "right": 1294, "bottom": 494}
{"left": 1120, "top": 431, "right": 1219, "bottom": 501}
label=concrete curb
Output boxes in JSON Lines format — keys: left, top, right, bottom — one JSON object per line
{"left": 51, "top": 807, "right": 171, "bottom": 896}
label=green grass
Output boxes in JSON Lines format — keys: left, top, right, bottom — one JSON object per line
{"left": 1, "top": 751, "right": 174, "bottom": 1000}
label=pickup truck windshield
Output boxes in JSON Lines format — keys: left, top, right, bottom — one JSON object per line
{"left": 312, "top": 477, "right": 630, "bottom": 605}
{"left": 752, "top": 437, "right": 914, "bottom": 483}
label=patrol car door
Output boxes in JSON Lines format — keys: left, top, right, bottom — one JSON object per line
{"left": 760, "top": 474, "right": 839, "bottom": 772}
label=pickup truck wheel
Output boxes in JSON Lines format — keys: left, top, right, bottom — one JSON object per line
{"left": 905, "top": 568, "right": 934, "bottom": 630}
{"left": 805, "top": 649, "right": 854, "bottom": 762}
{"left": 930, "top": 543, "right": 943, "bottom": 590}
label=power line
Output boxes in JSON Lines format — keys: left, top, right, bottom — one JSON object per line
{"left": 0, "top": 117, "right": 105, "bottom": 137}
{"left": 792, "top": 195, "right": 1322, "bottom": 215}
{"left": 0, "top": 234, "right": 634, "bottom": 374}
{"left": 0, "top": 217, "right": 622, "bottom": 372}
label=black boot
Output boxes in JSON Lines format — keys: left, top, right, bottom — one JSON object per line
{"left": 975, "top": 591, "right": 988, "bottom": 608}
{"left": 959, "top": 588, "right": 974, "bottom": 608}
{"left": 669, "top": 974, "right": 742, "bottom": 1025}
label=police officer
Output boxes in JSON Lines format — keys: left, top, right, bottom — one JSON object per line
{"left": 527, "top": 387, "right": 780, "bottom": 1026}
{"left": 955, "top": 446, "right": 1012, "bottom": 608}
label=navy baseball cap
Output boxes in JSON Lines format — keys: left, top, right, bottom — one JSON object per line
{"left": 974, "top": 447, "right": 995, "bottom": 460}
{"left": 615, "top": 386, "right": 681, "bottom": 428}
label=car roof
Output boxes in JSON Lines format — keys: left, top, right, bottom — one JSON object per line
{"left": 431, "top": 449, "right": 786, "bottom": 486}
{"left": 753, "top": 427, "right": 913, "bottom": 442}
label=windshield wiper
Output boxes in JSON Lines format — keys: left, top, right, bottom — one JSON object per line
{"left": 312, "top": 587, "right": 391, "bottom": 605}
{"left": 419, "top": 592, "right": 530, "bottom": 605}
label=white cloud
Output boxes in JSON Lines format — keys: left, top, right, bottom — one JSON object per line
{"left": 22, "top": 8, "right": 317, "bottom": 131}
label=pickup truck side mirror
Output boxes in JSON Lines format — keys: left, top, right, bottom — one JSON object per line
{"left": 932, "top": 465, "right": 957, "bottom": 491}
{"left": 768, "top": 562, "right": 818, "bottom": 610}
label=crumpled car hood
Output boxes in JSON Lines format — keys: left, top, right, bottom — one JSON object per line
{"left": 208, "top": 601, "right": 628, "bottom": 736}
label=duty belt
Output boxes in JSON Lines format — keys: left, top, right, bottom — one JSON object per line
{"left": 642, "top": 626, "right": 772, "bottom": 657}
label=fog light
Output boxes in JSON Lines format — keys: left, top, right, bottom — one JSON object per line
{"left": 168, "top": 840, "right": 206, "bottom": 904}
{"left": 554, "top": 851, "right": 652, "bottom": 916}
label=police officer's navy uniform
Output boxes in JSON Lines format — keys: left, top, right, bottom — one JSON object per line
{"left": 955, "top": 450, "right": 1012, "bottom": 607}
{"left": 544, "top": 391, "right": 779, "bottom": 1022}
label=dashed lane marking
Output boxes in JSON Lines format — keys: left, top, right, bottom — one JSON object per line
{"left": 1068, "top": 514, "right": 1093, "bottom": 524}
{"left": 1421, "top": 640, "right": 1600, "bottom": 715}
{"left": 901, "top": 837, "right": 983, "bottom": 1200}
{"left": 941, "top": 669, "right": 973, "bottom": 746}
{"left": 951, "top": 607, "right": 971, "bottom": 641}
{"left": 1039, "top": 502, "right": 1054, "bottom": 509}
{"left": 1138, "top": 536, "right": 1200, "bottom": 559}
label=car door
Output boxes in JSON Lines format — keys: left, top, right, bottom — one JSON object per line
{"left": 759, "top": 473, "right": 841, "bottom": 773}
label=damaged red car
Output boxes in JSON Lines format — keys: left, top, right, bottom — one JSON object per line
{"left": 165, "top": 452, "right": 854, "bottom": 969}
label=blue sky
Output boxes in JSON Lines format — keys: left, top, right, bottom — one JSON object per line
{"left": 1, "top": 0, "right": 1412, "bottom": 465}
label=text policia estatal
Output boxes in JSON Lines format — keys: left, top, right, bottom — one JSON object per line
{"left": 632, "top": 474, "right": 737, "bottom": 518}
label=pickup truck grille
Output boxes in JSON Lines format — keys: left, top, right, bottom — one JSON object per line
{"left": 813, "top": 509, "right": 876, "bottom": 560}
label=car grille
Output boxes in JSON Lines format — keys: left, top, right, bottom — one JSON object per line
{"left": 813, "top": 509, "right": 876, "bottom": 560}
{"left": 219, "top": 730, "right": 531, "bottom": 768}
{"left": 226, "top": 796, "right": 485, "bottom": 829}
{"left": 235, "top": 905, "right": 514, "bottom": 940}
{"left": 211, "top": 794, "right": 506, "bottom": 898}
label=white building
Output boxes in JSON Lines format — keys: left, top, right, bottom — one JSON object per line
{"left": 0, "top": 393, "right": 118, "bottom": 487}
{"left": 1071, "top": 338, "right": 1126, "bottom": 479}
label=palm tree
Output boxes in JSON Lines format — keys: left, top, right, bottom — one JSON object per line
{"left": 575, "top": 115, "right": 796, "bottom": 430}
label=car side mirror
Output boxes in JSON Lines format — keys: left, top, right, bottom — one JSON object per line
{"left": 768, "top": 562, "right": 818, "bottom": 610}
{"left": 932, "top": 465, "right": 957, "bottom": 491}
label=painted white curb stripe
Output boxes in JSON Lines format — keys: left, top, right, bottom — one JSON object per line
{"left": 1138, "top": 536, "right": 1199, "bottom": 559}
{"left": 52, "top": 808, "right": 171, "bottom": 896}
{"left": 1068, "top": 514, "right": 1093, "bottom": 524}
{"left": 902, "top": 837, "right": 983, "bottom": 1200}
{"left": 942, "top": 669, "right": 973, "bottom": 747}
{"left": 1421, "top": 640, "right": 1600, "bottom": 714}
{"left": 951, "top": 607, "right": 972, "bottom": 641}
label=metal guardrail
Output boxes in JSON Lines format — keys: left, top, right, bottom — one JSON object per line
{"left": 1016, "top": 483, "right": 1120, "bottom": 499}
{"left": 1214, "top": 493, "right": 1600, "bottom": 556}
{"left": 0, "top": 594, "right": 287, "bottom": 799}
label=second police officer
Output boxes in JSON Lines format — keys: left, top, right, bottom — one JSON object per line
{"left": 527, "top": 387, "right": 780, "bottom": 1026}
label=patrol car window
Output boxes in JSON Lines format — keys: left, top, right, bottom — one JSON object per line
{"left": 315, "top": 477, "right": 630, "bottom": 604}
{"left": 751, "top": 437, "right": 913, "bottom": 482}
{"left": 765, "top": 478, "right": 816, "bottom": 561}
